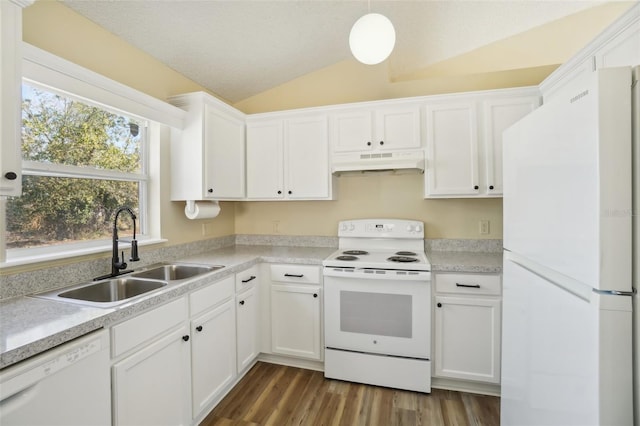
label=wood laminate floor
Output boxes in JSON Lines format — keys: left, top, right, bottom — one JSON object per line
{"left": 201, "top": 362, "right": 500, "bottom": 426}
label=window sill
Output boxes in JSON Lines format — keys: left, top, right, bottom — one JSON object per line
{"left": 1, "top": 238, "right": 168, "bottom": 269}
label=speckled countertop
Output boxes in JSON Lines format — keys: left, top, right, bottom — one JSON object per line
{"left": 0, "top": 244, "right": 501, "bottom": 370}
{"left": 427, "top": 251, "right": 503, "bottom": 274}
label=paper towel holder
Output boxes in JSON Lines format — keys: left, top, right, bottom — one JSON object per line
{"left": 184, "top": 200, "right": 221, "bottom": 220}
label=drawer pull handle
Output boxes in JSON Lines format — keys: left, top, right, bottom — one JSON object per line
{"left": 241, "top": 275, "right": 256, "bottom": 283}
{"left": 284, "top": 273, "right": 304, "bottom": 278}
{"left": 456, "top": 283, "right": 481, "bottom": 289}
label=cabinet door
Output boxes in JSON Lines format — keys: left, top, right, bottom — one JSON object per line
{"left": 271, "top": 284, "right": 321, "bottom": 360}
{"left": 191, "top": 298, "right": 236, "bottom": 418}
{"left": 285, "top": 115, "right": 330, "bottom": 199}
{"left": 375, "top": 104, "right": 421, "bottom": 150}
{"left": 595, "top": 21, "right": 640, "bottom": 69}
{"left": 0, "top": 2, "right": 23, "bottom": 197}
{"left": 204, "top": 104, "right": 245, "bottom": 199}
{"left": 113, "top": 325, "right": 191, "bottom": 426}
{"left": 483, "top": 96, "right": 539, "bottom": 195}
{"left": 425, "top": 102, "right": 479, "bottom": 197}
{"left": 236, "top": 285, "right": 259, "bottom": 373}
{"left": 331, "top": 109, "right": 373, "bottom": 153}
{"left": 246, "top": 120, "right": 284, "bottom": 199}
{"left": 434, "top": 295, "right": 501, "bottom": 384}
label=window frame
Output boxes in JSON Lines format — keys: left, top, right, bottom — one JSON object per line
{"left": 0, "top": 43, "right": 186, "bottom": 267}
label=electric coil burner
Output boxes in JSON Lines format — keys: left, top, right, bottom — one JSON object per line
{"left": 323, "top": 219, "right": 432, "bottom": 393}
{"left": 342, "top": 250, "right": 369, "bottom": 255}
{"left": 387, "top": 255, "right": 419, "bottom": 263}
{"left": 336, "top": 255, "right": 358, "bottom": 261}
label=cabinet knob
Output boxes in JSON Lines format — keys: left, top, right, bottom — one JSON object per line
{"left": 277, "top": 190, "right": 282, "bottom": 194}
{"left": 489, "top": 185, "right": 494, "bottom": 190}
{"left": 288, "top": 190, "right": 292, "bottom": 195}
{"left": 207, "top": 188, "right": 213, "bottom": 193}
{"left": 4, "top": 172, "right": 17, "bottom": 180}
{"left": 474, "top": 185, "right": 479, "bottom": 190}
{"left": 195, "top": 325, "right": 203, "bottom": 332}
{"left": 182, "top": 335, "right": 190, "bottom": 342}
{"left": 313, "top": 293, "right": 318, "bottom": 298}
{"left": 366, "top": 141, "right": 372, "bottom": 146}
{"left": 437, "top": 303, "right": 442, "bottom": 308}
{"left": 239, "top": 300, "right": 245, "bottom": 305}
{"left": 379, "top": 141, "right": 384, "bottom": 145}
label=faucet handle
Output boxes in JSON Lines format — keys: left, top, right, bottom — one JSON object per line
{"left": 130, "top": 240, "right": 140, "bottom": 262}
{"left": 118, "top": 251, "right": 128, "bottom": 270}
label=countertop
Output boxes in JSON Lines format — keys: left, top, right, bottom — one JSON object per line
{"left": 0, "top": 245, "right": 501, "bottom": 370}
{"left": 427, "top": 251, "right": 503, "bottom": 274}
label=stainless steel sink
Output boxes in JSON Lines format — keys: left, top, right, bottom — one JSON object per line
{"left": 33, "top": 277, "right": 167, "bottom": 308}
{"left": 131, "top": 263, "right": 223, "bottom": 281}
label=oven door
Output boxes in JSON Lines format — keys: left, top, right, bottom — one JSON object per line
{"left": 324, "top": 272, "right": 431, "bottom": 359}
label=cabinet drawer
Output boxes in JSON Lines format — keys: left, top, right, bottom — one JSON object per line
{"left": 270, "top": 264, "right": 320, "bottom": 284}
{"left": 190, "top": 275, "right": 234, "bottom": 317}
{"left": 236, "top": 265, "right": 259, "bottom": 293}
{"left": 112, "top": 297, "right": 187, "bottom": 358}
{"left": 435, "top": 273, "right": 501, "bottom": 296}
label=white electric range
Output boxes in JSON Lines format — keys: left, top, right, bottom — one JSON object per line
{"left": 322, "top": 219, "right": 432, "bottom": 393}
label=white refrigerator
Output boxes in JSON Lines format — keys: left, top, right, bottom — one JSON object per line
{"left": 501, "top": 66, "right": 637, "bottom": 425}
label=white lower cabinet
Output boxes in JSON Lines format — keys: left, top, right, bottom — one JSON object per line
{"left": 189, "top": 275, "right": 236, "bottom": 419}
{"left": 190, "top": 298, "right": 236, "bottom": 417}
{"left": 111, "top": 299, "right": 192, "bottom": 426}
{"left": 433, "top": 273, "right": 502, "bottom": 384}
{"left": 236, "top": 265, "right": 260, "bottom": 373}
{"left": 270, "top": 264, "right": 322, "bottom": 361}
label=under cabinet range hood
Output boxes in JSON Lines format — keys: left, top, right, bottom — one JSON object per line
{"left": 331, "top": 150, "right": 425, "bottom": 174}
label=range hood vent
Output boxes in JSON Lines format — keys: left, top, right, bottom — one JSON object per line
{"left": 331, "top": 150, "right": 425, "bottom": 174}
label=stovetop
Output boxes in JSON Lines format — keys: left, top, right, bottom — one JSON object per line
{"left": 323, "top": 249, "right": 431, "bottom": 271}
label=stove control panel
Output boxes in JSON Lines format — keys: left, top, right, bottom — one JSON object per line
{"left": 338, "top": 219, "right": 424, "bottom": 239}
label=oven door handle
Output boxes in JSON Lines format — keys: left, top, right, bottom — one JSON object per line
{"left": 284, "top": 273, "right": 304, "bottom": 278}
{"left": 456, "top": 283, "right": 481, "bottom": 289}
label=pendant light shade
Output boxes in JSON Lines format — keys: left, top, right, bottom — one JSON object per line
{"left": 349, "top": 12, "right": 396, "bottom": 65}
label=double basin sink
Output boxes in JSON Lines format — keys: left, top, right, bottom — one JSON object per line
{"left": 33, "top": 263, "right": 224, "bottom": 308}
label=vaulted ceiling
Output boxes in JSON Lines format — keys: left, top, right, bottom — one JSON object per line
{"left": 62, "top": 1, "right": 635, "bottom": 104}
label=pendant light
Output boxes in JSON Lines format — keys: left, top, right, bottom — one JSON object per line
{"left": 349, "top": 2, "right": 395, "bottom": 65}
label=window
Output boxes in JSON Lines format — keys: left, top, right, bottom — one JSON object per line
{"left": 0, "top": 43, "right": 185, "bottom": 266}
{"left": 5, "top": 83, "right": 148, "bottom": 253}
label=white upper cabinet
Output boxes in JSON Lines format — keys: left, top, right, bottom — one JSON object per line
{"left": 331, "top": 102, "right": 422, "bottom": 153}
{"left": 285, "top": 115, "right": 331, "bottom": 199}
{"left": 482, "top": 96, "right": 540, "bottom": 195}
{"left": 246, "top": 113, "right": 334, "bottom": 200}
{"left": 425, "top": 101, "right": 479, "bottom": 197}
{"left": 0, "top": 1, "right": 26, "bottom": 197}
{"left": 169, "top": 92, "right": 245, "bottom": 201}
{"left": 424, "top": 88, "right": 540, "bottom": 198}
{"left": 540, "top": 3, "right": 639, "bottom": 102}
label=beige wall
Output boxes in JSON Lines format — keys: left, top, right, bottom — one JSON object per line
{"left": 235, "top": 173, "right": 502, "bottom": 239}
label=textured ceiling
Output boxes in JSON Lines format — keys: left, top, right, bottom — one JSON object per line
{"left": 62, "top": 1, "right": 620, "bottom": 103}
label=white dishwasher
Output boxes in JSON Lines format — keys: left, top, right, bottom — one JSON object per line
{"left": 0, "top": 329, "right": 111, "bottom": 425}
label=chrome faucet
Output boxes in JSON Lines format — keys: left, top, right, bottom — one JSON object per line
{"left": 94, "top": 206, "right": 140, "bottom": 280}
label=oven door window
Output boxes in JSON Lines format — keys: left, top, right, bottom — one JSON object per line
{"left": 340, "top": 291, "right": 412, "bottom": 338}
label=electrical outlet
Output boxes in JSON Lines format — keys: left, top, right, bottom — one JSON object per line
{"left": 479, "top": 220, "right": 490, "bottom": 235}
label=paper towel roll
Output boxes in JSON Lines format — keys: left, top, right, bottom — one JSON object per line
{"left": 184, "top": 200, "right": 221, "bottom": 220}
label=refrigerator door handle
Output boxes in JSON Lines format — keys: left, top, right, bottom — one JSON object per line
{"left": 593, "top": 288, "right": 636, "bottom": 297}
